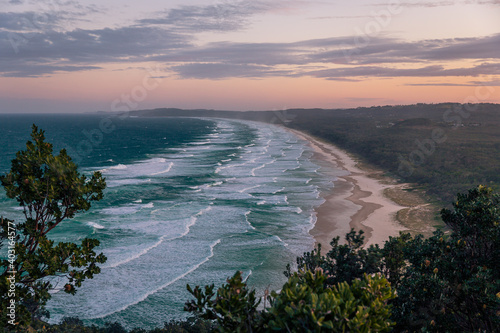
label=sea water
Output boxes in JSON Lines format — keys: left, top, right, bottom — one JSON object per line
{"left": 0, "top": 114, "right": 342, "bottom": 329}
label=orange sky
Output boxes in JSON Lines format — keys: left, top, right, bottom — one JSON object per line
{"left": 1, "top": 0, "right": 499, "bottom": 112}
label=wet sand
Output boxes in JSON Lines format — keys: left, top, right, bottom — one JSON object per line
{"left": 289, "top": 129, "right": 408, "bottom": 251}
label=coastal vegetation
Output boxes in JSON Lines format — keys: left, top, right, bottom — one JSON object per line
{"left": 1, "top": 122, "right": 499, "bottom": 332}
{"left": 2, "top": 182, "right": 499, "bottom": 331}
{"left": 0, "top": 126, "right": 107, "bottom": 328}
{"left": 285, "top": 103, "right": 500, "bottom": 205}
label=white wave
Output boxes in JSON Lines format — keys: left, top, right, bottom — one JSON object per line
{"left": 87, "top": 222, "right": 105, "bottom": 229}
{"left": 283, "top": 165, "right": 300, "bottom": 172}
{"left": 104, "top": 238, "right": 165, "bottom": 269}
{"left": 251, "top": 164, "right": 266, "bottom": 176}
{"left": 112, "top": 164, "right": 127, "bottom": 170}
{"left": 272, "top": 187, "right": 285, "bottom": 194}
{"left": 133, "top": 199, "right": 143, "bottom": 203}
{"left": 177, "top": 206, "right": 213, "bottom": 239}
{"left": 93, "top": 239, "right": 221, "bottom": 319}
{"left": 306, "top": 178, "right": 312, "bottom": 184}
{"left": 239, "top": 185, "right": 261, "bottom": 193}
{"left": 190, "top": 140, "right": 211, "bottom": 145}
{"left": 245, "top": 211, "right": 256, "bottom": 230}
{"left": 106, "top": 205, "right": 213, "bottom": 269}
{"left": 100, "top": 164, "right": 127, "bottom": 172}
{"left": 257, "top": 200, "right": 266, "bottom": 205}
{"left": 205, "top": 181, "right": 223, "bottom": 188}
{"left": 101, "top": 202, "right": 153, "bottom": 215}
{"left": 102, "top": 206, "right": 140, "bottom": 215}
{"left": 295, "top": 207, "right": 303, "bottom": 214}
{"left": 243, "top": 270, "right": 252, "bottom": 282}
{"left": 245, "top": 143, "right": 255, "bottom": 147}
{"left": 221, "top": 159, "right": 232, "bottom": 162}
{"left": 215, "top": 164, "right": 232, "bottom": 174}
{"left": 150, "top": 162, "right": 173, "bottom": 176}
{"left": 273, "top": 235, "right": 289, "bottom": 247}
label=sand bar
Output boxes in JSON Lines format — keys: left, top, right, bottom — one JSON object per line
{"left": 288, "top": 129, "right": 409, "bottom": 251}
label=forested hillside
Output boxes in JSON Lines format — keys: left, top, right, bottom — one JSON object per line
{"left": 284, "top": 103, "right": 500, "bottom": 204}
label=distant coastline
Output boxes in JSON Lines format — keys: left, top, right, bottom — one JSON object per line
{"left": 130, "top": 103, "right": 500, "bottom": 206}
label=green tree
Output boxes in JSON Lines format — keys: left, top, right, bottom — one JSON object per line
{"left": 285, "top": 229, "right": 383, "bottom": 286}
{"left": 392, "top": 185, "right": 500, "bottom": 332}
{"left": 287, "top": 186, "right": 500, "bottom": 331}
{"left": 185, "top": 269, "right": 395, "bottom": 333}
{"left": 265, "top": 270, "right": 395, "bottom": 332}
{"left": 185, "top": 271, "right": 261, "bottom": 333}
{"left": 0, "top": 125, "right": 107, "bottom": 329}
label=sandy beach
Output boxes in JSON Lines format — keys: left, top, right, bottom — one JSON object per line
{"left": 289, "top": 129, "right": 411, "bottom": 251}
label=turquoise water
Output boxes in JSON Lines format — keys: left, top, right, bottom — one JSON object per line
{"left": 0, "top": 114, "right": 341, "bottom": 329}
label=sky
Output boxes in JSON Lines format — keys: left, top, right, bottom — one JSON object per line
{"left": 0, "top": 0, "right": 499, "bottom": 113}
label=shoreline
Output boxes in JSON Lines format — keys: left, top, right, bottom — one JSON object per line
{"left": 288, "top": 128, "right": 428, "bottom": 251}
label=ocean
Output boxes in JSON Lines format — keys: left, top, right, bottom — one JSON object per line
{"left": 0, "top": 114, "right": 343, "bottom": 329}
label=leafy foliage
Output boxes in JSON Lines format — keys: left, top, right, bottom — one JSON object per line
{"left": 185, "top": 269, "right": 395, "bottom": 332}
{"left": 185, "top": 271, "right": 261, "bottom": 332}
{"left": 285, "top": 229, "right": 383, "bottom": 286}
{"left": 392, "top": 185, "right": 500, "bottom": 332}
{"left": 265, "top": 270, "right": 394, "bottom": 332}
{"left": 287, "top": 185, "right": 500, "bottom": 332}
{"left": 0, "top": 125, "right": 107, "bottom": 328}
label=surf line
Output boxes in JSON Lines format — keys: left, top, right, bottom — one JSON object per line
{"left": 91, "top": 239, "right": 221, "bottom": 319}
{"left": 104, "top": 205, "right": 213, "bottom": 269}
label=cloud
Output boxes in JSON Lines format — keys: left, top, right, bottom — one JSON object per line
{"left": 171, "top": 63, "right": 292, "bottom": 79}
{"left": 0, "top": 1, "right": 102, "bottom": 33}
{"left": 0, "top": 63, "right": 101, "bottom": 77}
{"left": 310, "top": 35, "right": 500, "bottom": 65}
{"left": 309, "top": 15, "right": 372, "bottom": 20}
{"left": 152, "top": 40, "right": 313, "bottom": 66}
{"left": 370, "top": 0, "right": 500, "bottom": 8}
{"left": 303, "top": 63, "right": 500, "bottom": 80}
{"left": 405, "top": 78, "right": 500, "bottom": 86}
{"left": 0, "top": 26, "right": 191, "bottom": 76}
{"left": 139, "top": 0, "right": 300, "bottom": 33}
{"left": 0, "top": 11, "right": 62, "bottom": 32}
{"left": 162, "top": 34, "right": 500, "bottom": 79}
{"left": 0, "top": 1, "right": 499, "bottom": 81}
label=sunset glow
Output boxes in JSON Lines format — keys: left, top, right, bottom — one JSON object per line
{"left": 1, "top": 0, "right": 499, "bottom": 112}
